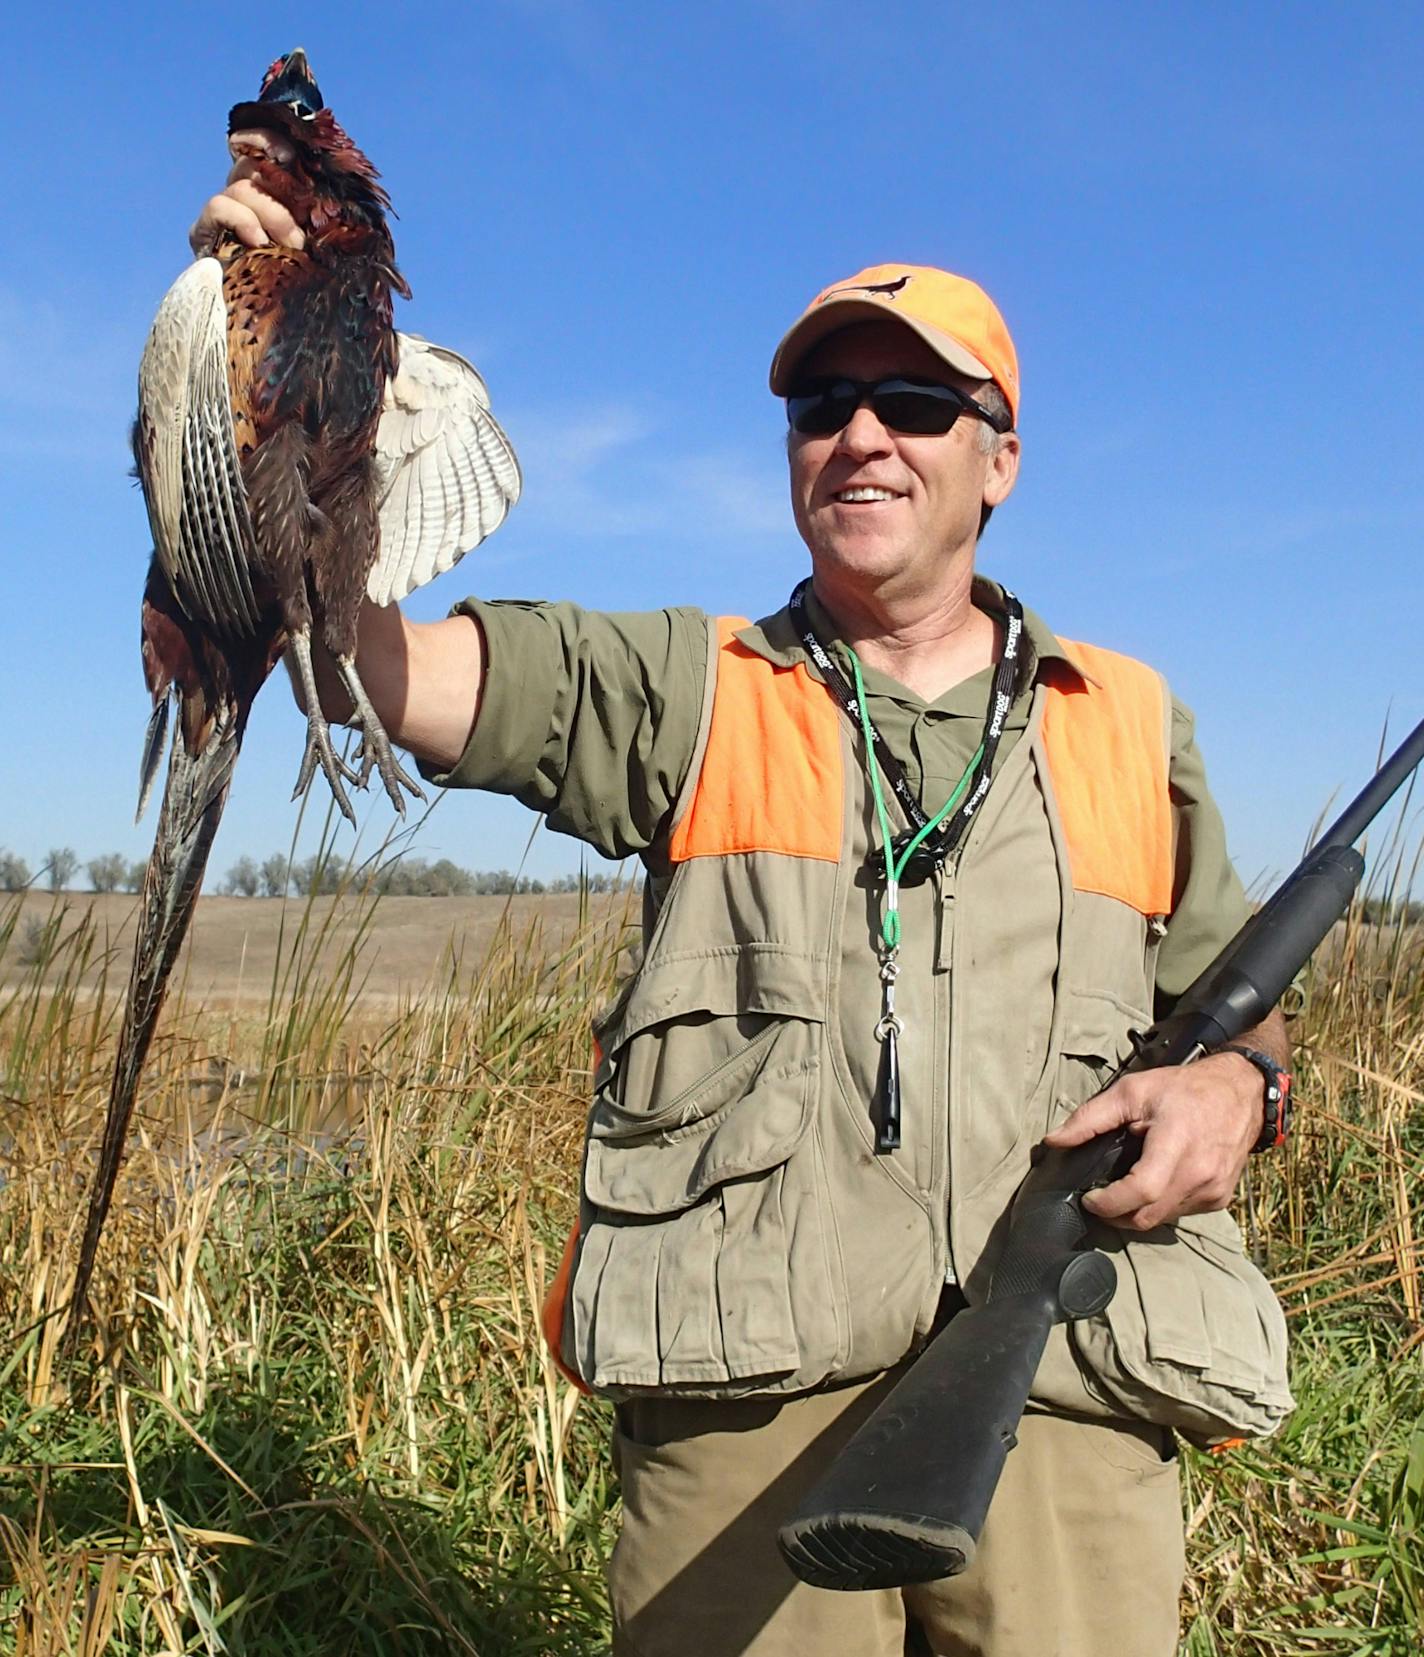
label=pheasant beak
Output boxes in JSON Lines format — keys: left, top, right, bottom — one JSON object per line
{"left": 258, "top": 46, "right": 324, "bottom": 119}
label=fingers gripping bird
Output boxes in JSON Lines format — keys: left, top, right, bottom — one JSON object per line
{"left": 68, "top": 48, "right": 521, "bottom": 1337}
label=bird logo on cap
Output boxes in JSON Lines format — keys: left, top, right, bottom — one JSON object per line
{"left": 819, "top": 274, "right": 912, "bottom": 305}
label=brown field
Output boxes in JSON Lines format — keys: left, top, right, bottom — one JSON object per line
{"left": 4, "top": 888, "right": 629, "bottom": 1009}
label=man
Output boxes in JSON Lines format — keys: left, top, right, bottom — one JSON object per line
{"left": 195, "top": 169, "right": 1293, "bottom": 1656}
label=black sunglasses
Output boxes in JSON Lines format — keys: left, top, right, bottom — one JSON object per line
{"left": 786, "top": 376, "right": 1012, "bottom": 439}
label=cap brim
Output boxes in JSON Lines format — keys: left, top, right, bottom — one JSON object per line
{"left": 769, "top": 298, "right": 993, "bottom": 395}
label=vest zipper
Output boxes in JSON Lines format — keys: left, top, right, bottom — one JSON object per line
{"left": 933, "top": 859, "right": 959, "bottom": 1289}
{"left": 1144, "top": 911, "right": 1167, "bottom": 1001}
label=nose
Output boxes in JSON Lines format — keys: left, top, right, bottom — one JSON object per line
{"left": 834, "top": 399, "right": 894, "bottom": 460}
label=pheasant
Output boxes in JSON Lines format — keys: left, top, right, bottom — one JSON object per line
{"left": 69, "top": 47, "right": 521, "bottom": 1336}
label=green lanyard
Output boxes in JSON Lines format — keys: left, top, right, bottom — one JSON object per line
{"left": 848, "top": 653, "right": 983, "bottom": 952}
{"left": 847, "top": 652, "right": 985, "bottom": 1151}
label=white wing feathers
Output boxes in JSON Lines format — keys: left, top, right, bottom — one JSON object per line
{"left": 368, "top": 333, "right": 522, "bottom": 606}
{"left": 137, "top": 271, "right": 516, "bottom": 620}
{"left": 136, "top": 258, "right": 261, "bottom": 635}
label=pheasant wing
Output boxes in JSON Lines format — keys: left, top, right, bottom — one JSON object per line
{"left": 136, "top": 258, "right": 262, "bottom": 637}
{"left": 367, "top": 333, "right": 522, "bottom": 606}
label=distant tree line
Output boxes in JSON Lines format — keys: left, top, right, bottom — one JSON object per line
{"left": 0, "top": 846, "right": 148, "bottom": 894}
{"left": 1357, "top": 896, "right": 1424, "bottom": 926}
{"left": 220, "top": 854, "right": 629, "bottom": 898}
{"left": 0, "top": 845, "right": 626, "bottom": 899}
{"left": 5, "top": 839, "right": 1416, "bottom": 919}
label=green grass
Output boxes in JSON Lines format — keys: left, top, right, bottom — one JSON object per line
{"left": 0, "top": 873, "right": 628, "bottom": 1654}
{"left": 0, "top": 863, "right": 1421, "bottom": 1654}
{"left": 1176, "top": 897, "right": 1424, "bottom": 1655}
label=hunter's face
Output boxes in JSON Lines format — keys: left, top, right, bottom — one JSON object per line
{"left": 786, "top": 321, "right": 1018, "bottom": 598}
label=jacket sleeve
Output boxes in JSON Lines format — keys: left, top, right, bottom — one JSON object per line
{"left": 419, "top": 598, "right": 709, "bottom": 860}
{"left": 1153, "top": 695, "right": 1253, "bottom": 1004}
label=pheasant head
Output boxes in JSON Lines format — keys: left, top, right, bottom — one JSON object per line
{"left": 227, "top": 48, "right": 398, "bottom": 249}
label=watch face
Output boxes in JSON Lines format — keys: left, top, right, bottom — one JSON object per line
{"left": 1263, "top": 1086, "right": 1288, "bottom": 1151}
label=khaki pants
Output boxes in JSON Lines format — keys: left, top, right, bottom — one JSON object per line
{"left": 610, "top": 1373, "right": 1184, "bottom": 1657}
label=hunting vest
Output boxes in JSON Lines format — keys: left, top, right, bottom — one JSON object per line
{"left": 545, "top": 614, "right": 1293, "bottom": 1445}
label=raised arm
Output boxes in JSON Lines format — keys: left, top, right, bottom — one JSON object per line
{"left": 289, "top": 601, "right": 487, "bottom": 775}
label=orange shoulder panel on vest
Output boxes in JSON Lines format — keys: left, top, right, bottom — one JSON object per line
{"left": 1042, "top": 639, "right": 1175, "bottom": 916}
{"left": 669, "top": 617, "right": 843, "bottom": 864}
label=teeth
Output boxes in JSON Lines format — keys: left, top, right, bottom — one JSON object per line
{"left": 836, "top": 487, "right": 897, "bottom": 503}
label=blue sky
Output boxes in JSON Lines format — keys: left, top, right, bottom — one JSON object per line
{"left": 3, "top": 1, "right": 1422, "bottom": 889}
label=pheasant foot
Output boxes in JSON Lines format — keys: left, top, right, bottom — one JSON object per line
{"left": 287, "top": 631, "right": 359, "bottom": 824}
{"left": 335, "top": 654, "right": 425, "bottom": 814}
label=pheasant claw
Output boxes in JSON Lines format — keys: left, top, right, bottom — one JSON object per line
{"left": 287, "top": 630, "right": 359, "bottom": 824}
{"left": 335, "top": 654, "right": 425, "bottom": 815}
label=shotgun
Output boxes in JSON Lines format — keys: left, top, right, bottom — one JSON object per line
{"left": 778, "top": 714, "right": 1424, "bottom": 1591}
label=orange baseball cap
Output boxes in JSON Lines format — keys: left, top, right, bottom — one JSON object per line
{"left": 769, "top": 263, "right": 1020, "bottom": 426}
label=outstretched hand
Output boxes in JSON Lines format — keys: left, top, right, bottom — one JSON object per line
{"left": 1042, "top": 1022, "right": 1286, "bottom": 1231}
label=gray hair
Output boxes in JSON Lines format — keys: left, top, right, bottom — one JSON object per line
{"left": 974, "top": 383, "right": 1013, "bottom": 454}
{"left": 975, "top": 383, "right": 1014, "bottom": 537}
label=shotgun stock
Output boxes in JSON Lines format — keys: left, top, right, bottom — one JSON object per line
{"left": 779, "top": 715, "right": 1424, "bottom": 1591}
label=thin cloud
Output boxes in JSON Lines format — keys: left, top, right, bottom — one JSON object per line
{"left": 502, "top": 399, "right": 787, "bottom": 544}
{"left": 667, "top": 450, "right": 787, "bottom": 537}
{"left": 0, "top": 280, "right": 786, "bottom": 553}
{"left": 1201, "top": 500, "right": 1424, "bottom": 563}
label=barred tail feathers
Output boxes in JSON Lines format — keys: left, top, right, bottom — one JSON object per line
{"left": 69, "top": 694, "right": 247, "bottom": 1340}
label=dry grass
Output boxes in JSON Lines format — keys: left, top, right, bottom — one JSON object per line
{"left": 1178, "top": 892, "right": 1424, "bottom": 1655}
{"left": 0, "top": 852, "right": 1421, "bottom": 1653}
{"left": 0, "top": 874, "right": 630, "bottom": 1654}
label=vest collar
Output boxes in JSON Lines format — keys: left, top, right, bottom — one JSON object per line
{"left": 734, "top": 575, "right": 1090, "bottom": 692}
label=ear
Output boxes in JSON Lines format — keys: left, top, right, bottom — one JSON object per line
{"left": 984, "top": 431, "right": 1021, "bottom": 510}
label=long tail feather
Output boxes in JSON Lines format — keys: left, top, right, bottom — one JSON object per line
{"left": 69, "top": 692, "right": 247, "bottom": 1344}
{"left": 136, "top": 697, "right": 169, "bottom": 823}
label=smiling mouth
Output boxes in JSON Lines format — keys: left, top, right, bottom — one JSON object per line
{"left": 832, "top": 487, "right": 901, "bottom": 504}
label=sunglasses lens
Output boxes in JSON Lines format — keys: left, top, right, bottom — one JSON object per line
{"left": 871, "top": 386, "right": 962, "bottom": 435}
{"left": 787, "top": 379, "right": 968, "bottom": 437}
{"left": 787, "top": 389, "right": 858, "bottom": 436}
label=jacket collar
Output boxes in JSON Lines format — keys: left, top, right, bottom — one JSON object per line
{"left": 734, "top": 575, "right": 1089, "bottom": 693}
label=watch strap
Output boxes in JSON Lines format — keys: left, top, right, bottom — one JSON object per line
{"left": 1220, "top": 1044, "right": 1292, "bottom": 1153}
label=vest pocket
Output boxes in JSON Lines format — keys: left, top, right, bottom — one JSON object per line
{"left": 1048, "top": 987, "right": 1293, "bottom": 1442}
{"left": 1067, "top": 1209, "right": 1294, "bottom": 1445}
{"left": 570, "top": 949, "right": 843, "bottom": 1392}
{"left": 1051, "top": 985, "right": 1154, "bottom": 1124}
{"left": 566, "top": 954, "right": 842, "bottom": 1391}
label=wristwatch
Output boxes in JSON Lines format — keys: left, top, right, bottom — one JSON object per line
{"left": 1220, "top": 1045, "right": 1292, "bottom": 1153}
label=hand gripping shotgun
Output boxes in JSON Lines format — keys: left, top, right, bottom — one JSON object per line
{"left": 778, "top": 713, "right": 1424, "bottom": 1592}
